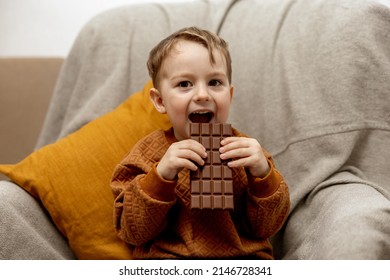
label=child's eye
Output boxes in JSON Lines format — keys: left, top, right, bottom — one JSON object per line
{"left": 178, "top": 81, "right": 192, "bottom": 88}
{"left": 209, "top": 80, "right": 222, "bottom": 86}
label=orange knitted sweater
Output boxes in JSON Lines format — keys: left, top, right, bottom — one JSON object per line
{"left": 111, "top": 127, "right": 290, "bottom": 259}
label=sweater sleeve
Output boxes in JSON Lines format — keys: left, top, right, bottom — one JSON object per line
{"left": 110, "top": 130, "right": 177, "bottom": 246}
{"left": 244, "top": 156, "right": 290, "bottom": 239}
{"left": 111, "top": 163, "right": 176, "bottom": 246}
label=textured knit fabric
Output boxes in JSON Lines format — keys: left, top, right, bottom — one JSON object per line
{"left": 111, "top": 127, "right": 290, "bottom": 259}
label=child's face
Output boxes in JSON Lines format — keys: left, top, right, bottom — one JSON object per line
{"left": 150, "top": 40, "right": 234, "bottom": 141}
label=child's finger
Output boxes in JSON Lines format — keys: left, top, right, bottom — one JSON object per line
{"left": 220, "top": 137, "right": 253, "bottom": 152}
{"left": 220, "top": 136, "right": 244, "bottom": 146}
{"left": 226, "top": 157, "right": 250, "bottom": 168}
{"left": 177, "top": 149, "right": 206, "bottom": 167}
{"left": 181, "top": 139, "right": 208, "bottom": 158}
{"left": 220, "top": 147, "right": 249, "bottom": 160}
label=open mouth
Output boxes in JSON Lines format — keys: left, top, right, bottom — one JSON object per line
{"left": 188, "top": 111, "right": 214, "bottom": 123}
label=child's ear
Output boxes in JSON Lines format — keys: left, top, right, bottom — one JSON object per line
{"left": 230, "top": 85, "right": 234, "bottom": 102}
{"left": 149, "top": 88, "right": 167, "bottom": 114}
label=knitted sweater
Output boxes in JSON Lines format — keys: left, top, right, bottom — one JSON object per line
{"left": 111, "top": 127, "right": 290, "bottom": 259}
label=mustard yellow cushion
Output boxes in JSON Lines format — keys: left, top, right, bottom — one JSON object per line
{"left": 0, "top": 81, "right": 170, "bottom": 259}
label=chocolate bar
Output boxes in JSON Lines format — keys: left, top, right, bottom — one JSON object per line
{"left": 189, "top": 123, "right": 234, "bottom": 210}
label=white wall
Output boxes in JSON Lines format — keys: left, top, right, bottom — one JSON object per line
{"left": 0, "top": 0, "right": 189, "bottom": 57}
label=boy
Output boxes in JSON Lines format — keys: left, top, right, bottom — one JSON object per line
{"left": 110, "top": 27, "right": 290, "bottom": 259}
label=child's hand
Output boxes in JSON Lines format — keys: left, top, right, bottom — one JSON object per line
{"left": 220, "top": 137, "right": 270, "bottom": 178}
{"left": 157, "top": 139, "right": 207, "bottom": 180}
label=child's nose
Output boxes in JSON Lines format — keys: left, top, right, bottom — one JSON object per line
{"left": 194, "top": 86, "right": 210, "bottom": 101}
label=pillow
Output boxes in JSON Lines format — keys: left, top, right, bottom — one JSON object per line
{"left": 0, "top": 80, "right": 170, "bottom": 259}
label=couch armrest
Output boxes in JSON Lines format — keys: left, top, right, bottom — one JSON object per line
{"left": 0, "top": 58, "right": 63, "bottom": 179}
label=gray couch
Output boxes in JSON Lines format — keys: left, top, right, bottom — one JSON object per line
{"left": 1, "top": 0, "right": 390, "bottom": 259}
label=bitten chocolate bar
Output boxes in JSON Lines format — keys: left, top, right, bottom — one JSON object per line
{"left": 189, "top": 123, "right": 234, "bottom": 210}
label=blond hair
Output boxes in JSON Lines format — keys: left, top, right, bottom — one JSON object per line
{"left": 147, "top": 26, "right": 232, "bottom": 88}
